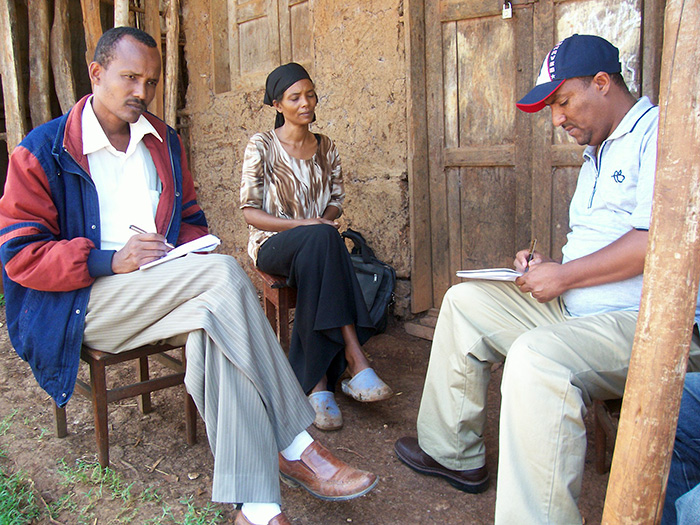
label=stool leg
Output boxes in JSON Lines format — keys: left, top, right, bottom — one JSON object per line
{"left": 89, "top": 359, "right": 110, "bottom": 468}
{"left": 54, "top": 403, "right": 68, "bottom": 438}
{"left": 278, "top": 291, "right": 291, "bottom": 352}
{"left": 137, "top": 356, "right": 153, "bottom": 414}
{"left": 263, "top": 294, "right": 278, "bottom": 336}
{"left": 180, "top": 348, "right": 197, "bottom": 445}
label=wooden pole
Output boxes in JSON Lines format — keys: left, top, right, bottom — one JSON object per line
{"left": 81, "top": 0, "right": 103, "bottom": 67}
{"left": 164, "top": 0, "right": 179, "bottom": 128}
{"left": 602, "top": 0, "right": 700, "bottom": 522}
{"left": 28, "top": 0, "right": 52, "bottom": 127}
{"left": 143, "top": 0, "right": 163, "bottom": 119}
{"left": 50, "top": 0, "right": 77, "bottom": 113}
{"left": 0, "top": 0, "right": 28, "bottom": 151}
{"left": 114, "top": 0, "right": 129, "bottom": 27}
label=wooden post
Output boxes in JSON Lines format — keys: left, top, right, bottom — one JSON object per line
{"left": 641, "top": 0, "right": 666, "bottom": 104}
{"left": 602, "top": 0, "right": 700, "bottom": 522}
{"left": 50, "top": 0, "right": 77, "bottom": 113}
{"left": 81, "top": 0, "right": 103, "bottom": 67}
{"left": 28, "top": 0, "right": 52, "bottom": 127}
{"left": 114, "top": 0, "right": 129, "bottom": 27}
{"left": 144, "top": 0, "right": 163, "bottom": 119}
{"left": 164, "top": 0, "right": 179, "bottom": 128}
{"left": 0, "top": 0, "right": 28, "bottom": 151}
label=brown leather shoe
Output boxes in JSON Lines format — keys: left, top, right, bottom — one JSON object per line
{"left": 234, "top": 510, "right": 291, "bottom": 525}
{"left": 394, "top": 436, "right": 489, "bottom": 493}
{"left": 279, "top": 441, "right": 378, "bottom": 501}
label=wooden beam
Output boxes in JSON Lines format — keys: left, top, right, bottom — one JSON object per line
{"left": 0, "top": 0, "right": 27, "bottom": 151}
{"left": 81, "top": 0, "right": 103, "bottom": 67}
{"left": 114, "top": 0, "right": 129, "bottom": 27}
{"left": 50, "top": 0, "right": 77, "bottom": 113}
{"left": 143, "top": 0, "right": 163, "bottom": 119}
{"left": 406, "top": 0, "right": 432, "bottom": 313}
{"left": 28, "top": 0, "right": 52, "bottom": 127}
{"left": 444, "top": 145, "right": 516, "bottom": 167}
{"left": 602, "top": 0, "right": 700, "bottom": 522}
{"left": 164, "top": 0, "right": 179, "bottom": 128}
{"left": 641, "top": 0, "right": 665, "bottom": 104}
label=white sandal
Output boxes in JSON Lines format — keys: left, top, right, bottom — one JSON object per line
{"left": 308, "top": 391, "right": 343, "bottom": 431}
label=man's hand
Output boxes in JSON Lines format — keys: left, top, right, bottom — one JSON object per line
{"left": 515, "top": 262, "right": 567, "bottom": 302}
{"left": 513, "top": 250, "right": 557, "bottom": 273}
{"left": 302, "top": 217, "right": 340, "bottom": 229}
{"left": 111, "top": 233, "right": 171, "bottom": 273}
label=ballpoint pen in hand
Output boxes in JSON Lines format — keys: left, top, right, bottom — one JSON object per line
{"left": 525, "top": 238, "right": 537, "bottom": 272}
{"left": 129, "top": 224, "right": 175, "bottom": 249}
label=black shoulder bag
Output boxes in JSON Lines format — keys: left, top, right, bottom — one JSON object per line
{"left": 341, "top": 228, "right": 396, "bottom": 334}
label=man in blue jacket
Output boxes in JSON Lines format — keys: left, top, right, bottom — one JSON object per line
{"left": 0, "top": 26, "right": 376, "bottom": 525}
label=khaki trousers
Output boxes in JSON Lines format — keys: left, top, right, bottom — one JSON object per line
{"left": 417, "top": 280, "right": 700, "bottom": 524}
{"left": 83, "top": 253, "right": 315, "bottom": 504}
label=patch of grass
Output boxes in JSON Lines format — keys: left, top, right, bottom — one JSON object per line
{"left": 0, "top": 409, "right": 18, "bottom": 436}
{"left": 0, "top": 466, "right": 43, "bottom": 525}
{"left": 178, "top": 496, "right": 224, "bottom": 525}
{"left": 0, "top": 294, "right": 5, "bottom": 307}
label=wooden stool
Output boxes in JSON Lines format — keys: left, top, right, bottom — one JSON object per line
{"left": 54, "top": 343, "right": 197, "bottom": 468}
{"left": 593, "top": 398, "right": 622, "bottom": 474}
{"left": 252, "top": 266, "right": 297, "bottom": 351}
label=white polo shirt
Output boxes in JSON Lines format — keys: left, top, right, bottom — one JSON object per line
{"left": 561, "top": 96, "right": 658, "bottom": 317}
{"left": 82, "top": 97, "right": 162, "bottom": 251}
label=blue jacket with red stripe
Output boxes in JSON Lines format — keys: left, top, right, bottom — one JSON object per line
{"left": 0, "top": 95, "right": 208, "bottom": 406}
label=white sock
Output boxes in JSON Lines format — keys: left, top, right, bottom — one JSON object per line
{"left": 280, "top": 430, "right": 314, "bottom": 461}
{"left": 241, "top": 503, "right": 282, "bottom": 525}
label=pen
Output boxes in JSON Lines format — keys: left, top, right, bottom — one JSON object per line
{"left": 129, "top": 224, "right": 175, "bottom": 249}
{"left": 525, "top": 238, "right": 537, "bottom": 272}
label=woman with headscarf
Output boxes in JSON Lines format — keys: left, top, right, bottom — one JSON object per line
{"left": 240, "top": 63, "right": 392, "bottom": 431}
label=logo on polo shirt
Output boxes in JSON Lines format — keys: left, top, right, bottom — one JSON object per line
{"left": 612, "top": 170, "right": 625, "bottom": 183}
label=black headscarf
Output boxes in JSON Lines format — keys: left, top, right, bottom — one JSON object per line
{"left": 264, "top": 62, "right": 314, "bottom": 129}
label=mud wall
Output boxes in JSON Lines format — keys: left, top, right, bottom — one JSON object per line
{"left": 181, "top": 0, "right": 411, "bottom": 317}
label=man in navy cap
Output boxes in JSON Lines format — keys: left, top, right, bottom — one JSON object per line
{"left": 395, "top": 34, "right": 700, "bottom": 523}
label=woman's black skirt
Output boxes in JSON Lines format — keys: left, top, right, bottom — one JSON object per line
{"left": 256, "top": 223, "right": 375, "bottom": 393}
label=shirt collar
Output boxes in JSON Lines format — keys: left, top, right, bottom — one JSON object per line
{"left": 82, "top": 95, "right": 163, "bottom": 156}
{"left": 583, "top": 96, "right": 655, "bottom": 160}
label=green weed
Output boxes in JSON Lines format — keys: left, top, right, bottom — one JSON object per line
{"left": 0, "top": 409, "right": 18, "bottom": 436}
{"left": 0, "top": 467, "right": 42, "bottom": 525}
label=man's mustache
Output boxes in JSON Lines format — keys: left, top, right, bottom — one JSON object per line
{"left": 126, "top": 99, "right": 147, "bottom": 111}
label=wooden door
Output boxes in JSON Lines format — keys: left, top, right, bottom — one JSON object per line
{"left": 409, "top": 0, "right": 651, "bottom": 313}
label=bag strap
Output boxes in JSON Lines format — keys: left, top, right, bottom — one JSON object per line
{"left": 341, "top": 228, "right": 376, "bottom": 263}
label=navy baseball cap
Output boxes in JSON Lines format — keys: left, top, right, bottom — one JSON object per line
{"left": 516, "top": 34, "right": 621, "bottom": 113}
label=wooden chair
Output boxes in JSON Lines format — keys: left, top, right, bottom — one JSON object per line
{"left": 53, "top": 343, "right": 197, "bottom": 468}
{"left": 252, "top": 266, "right": 297, "bottom": 351}
{"left": 593, "top": 398, "right": 622, "bottom": 474}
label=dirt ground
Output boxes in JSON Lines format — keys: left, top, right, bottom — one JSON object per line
{"left": 0, "top": 311, "right": 611, "bottom": 524}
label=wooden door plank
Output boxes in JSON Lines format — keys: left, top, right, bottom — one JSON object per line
{"left": 0, "top": 0, "right": 27, "bottom": 151}
{"left": 81, "top": 0, "right": 103, "bottom": 67}
{"left": 513, "top": 6, "right": 535, "bottom": 253}
{"left": 144, "top": 0, "right": 164, "bottom": 119}
{"left": 51, "top": 0, "right": 77, "bottom": 113}
{"left": 405, "top": 0, "right": 433, "bottom": 313}
{"left": 425, "top": 0, "right": 450, "bottom": 306}
{"left": 28, "top": 0, "right": 52, "bottom": 127}
{"left": 530, "top": 0, "right": 554, "bottom": 256}
{"left": 164, "top": 0, "right": 179, "bottom": 128}
{"left": 444, "top": 145, "right": 515, "bottom": 167}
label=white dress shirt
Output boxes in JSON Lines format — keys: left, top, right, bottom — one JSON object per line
{"left": 82, "top": 96, "right": 163, "bottom": 251}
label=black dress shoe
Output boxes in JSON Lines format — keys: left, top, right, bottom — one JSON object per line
{"left": 394, "top": 436, "right": 489, "bottom": 493}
